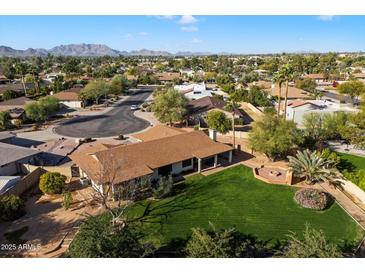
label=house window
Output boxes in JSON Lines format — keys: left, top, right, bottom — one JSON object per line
{"left": 182, "top": 159, "right": 192, "bottom": 168}
{"left": 193, "top": 91, "right": 202, "bottom": 94}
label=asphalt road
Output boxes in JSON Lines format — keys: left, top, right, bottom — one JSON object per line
{"left": 54, "top": 88, "right": 152, "bottom": 138}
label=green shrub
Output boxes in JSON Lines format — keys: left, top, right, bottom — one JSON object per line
{"left": 0, "top": 195, "right": 25, "bottom": 221}
{"left": 39, "top": 172, "right": 67, "bottom": 194}
{"left": 62, "top": 191, "right": 73, "bottom": 210}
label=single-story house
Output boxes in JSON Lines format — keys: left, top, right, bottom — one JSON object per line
{"left": 303, "top": 73, "right": 327, "bottom": 83}
{"left": 51, "top": 88, "right": 85, "bottom": 109}
{"left": 70, "top": 129, "right": 233, "bottom": 194}
{"left": 0, "top": 142, "right": 40, "bottom": 176}
{"left": 283, "top": 99, "right": 359, "bottom": 127}
{"left": 266, "top": 84, "right": 311, "bottom": 100}
{"left": 0, "top": 96, "right": 35, "bottom": 124}
{"left": 132, "top": 124, "right": 191, "bottom": 142}
{"left": 156, "top": 72, "right": 181, "bottom": 84}
{"left": 353, "top": 73, "right": 365, "bottom": 81}
{"left": 186, "top": 96, "right": 246, "bottom": 126}
{"left": 174, "top": 83, "right": 228, "bottom": 100}
{"left": 0, "top": 75, "right": 11, "bottom": 84}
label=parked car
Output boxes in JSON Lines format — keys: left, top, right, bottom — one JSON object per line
{"left": 130, "top": 105, "right": 139, "bottom": 110}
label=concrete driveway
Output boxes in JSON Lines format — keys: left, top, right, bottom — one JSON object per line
{"left": 54, "top": 89, "right": 153, "bottom": 138}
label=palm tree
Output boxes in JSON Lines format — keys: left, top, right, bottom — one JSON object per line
{"left": 288, "top": 149, "right": 345, "bottom": 188}
{"left": 279, "top": 64, "right": 295, "bottom": 118}
{"left": 224, "top": 99, "right": 240, "bottom": 150}
{"left": 272, "top": 71, "right": 285, "bottom": 116}
{"left": 15, "top": 62, "right": 29, "bottom": 96}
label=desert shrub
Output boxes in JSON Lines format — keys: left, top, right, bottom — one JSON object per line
{"left": 152, "top": 176, "right": 173, "bottom": 199}
{"left": 294, "top": 188, "right": 332, "bottom": 210}
{"left": 142, "top": 102, "right": 149, "bottom": 108}
{"left": 62, "top": 191, "right": 73, "bottom": 210}
{"left": 39, "top": 172, "right": 67, "bottom": 194}
{"left": 0, "top": 195, "right": 25, "bottom": 221}
{"left": 342, "top": 170, "right": 365, "bottom": 191}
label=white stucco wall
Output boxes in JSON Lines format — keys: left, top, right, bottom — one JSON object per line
{"left": 60, "top": 100, "right": 83, "bottom": 109}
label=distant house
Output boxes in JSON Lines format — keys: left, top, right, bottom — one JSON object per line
{"left": 0, "top": 96, "right": 35, "bottom": 123}
{"left": 303, "top": 73, "right": 327, "bottom": 83}
{"left": 156, "top": 72, "right": 181, "bottom": 84}
{"left": 70, "top": 129, "right": 233, "bottom": 195}
{"left": 267, "top": 84, "right": 311, "bottom": 100}
{"left": 186, "top": 96, "right": 245, "bottom": 126}
{"left": 51, "top": 88, "right": 85, "bottom": 109}
{"left": 0, "top": 75, "right": 11, "bottom": 85}
{"left": 283, "top": 99, "right": 359, "bottom": 126}
{"left": 353, "top": 73, "right": 365, "bottom": 82}
{"left": 174, "top": 82, "right": 228, "bottom": 101}
{"left": 0, "top": 142, "right": 40, "bottom": 176}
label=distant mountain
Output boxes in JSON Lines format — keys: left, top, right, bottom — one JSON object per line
{"left": 0, "top": 44, "right": 225, "bottom": 57}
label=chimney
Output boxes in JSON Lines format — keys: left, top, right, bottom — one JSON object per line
{"left": 209, "top": 129, "right": 217, "bottom": 142}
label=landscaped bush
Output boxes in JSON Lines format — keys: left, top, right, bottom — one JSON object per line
{"left": 294, "top": 188, "right": 332, "bottom": 210}
{"left": 39, "top": 172, "right": 67, "bottom": 194}
{"left": 0, "top": 195, "right": 25, "bottom": 221}
{"left": 342, "top": 170, "right": 365, "bottom": 191}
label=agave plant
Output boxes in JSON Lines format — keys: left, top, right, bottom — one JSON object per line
{"left": 288, "top": 149, "right": 345, "bottom": 188}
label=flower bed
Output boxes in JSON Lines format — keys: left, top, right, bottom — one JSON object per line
{"left": 294, "top": 188, "right": 332, "bottom": 210}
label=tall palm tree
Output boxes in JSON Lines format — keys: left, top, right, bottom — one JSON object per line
{"left": 224, "top": 99, "right": 239, "bottom": 150}
{"left": 279, "top": 64, "right": 295, "bottom": 118}
{"left": 272, "top": 71, "right": 285, "bottom": 116}
{"left": 15, "top": 62, "right": 29, "bottom": 96}
{"left": 288, "top": 149, "right": 345, "bottom": 189}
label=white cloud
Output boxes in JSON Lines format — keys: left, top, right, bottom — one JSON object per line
{"left": 180, "top": 26, "right": 199, "bottom": 32}
{"left": 123, "top": 33, "right": 133, "bottom": 41}
{"left": 179, "top": 15, "right": 198, "bottom": 25}
{"left": 191, "top": 38, "right": 202, "bottom": 44}
{"left": 139, "top": 32, "right": 148, "bottom": 36}
{"left": 318, "top": 15, "right": 335, "bottom": 21}
{"left": 155, "top": 15, "right": 175, "bottom": 20}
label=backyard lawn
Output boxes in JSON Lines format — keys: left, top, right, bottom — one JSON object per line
{"left": 338, "top": 152, "right": 365, "bottom": 171}
{"left": 128, "top": 165, "right": 364, "bottom": 249}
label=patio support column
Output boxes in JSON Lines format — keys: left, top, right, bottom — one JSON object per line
{"left": 228, "top": 150, "right": 232, "bottom": 163}
{"left": 198, "top": 158, "right": 202, "bottom": 173}
{"left": 214, "top": 154, "right": 218, "bottom": 168}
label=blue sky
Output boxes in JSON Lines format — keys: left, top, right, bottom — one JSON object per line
{"left": 0, "top": 16, "right": 364, "bottom": 53}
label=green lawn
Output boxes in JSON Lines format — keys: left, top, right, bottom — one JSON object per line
{"left": 128, "top": 165, "right": 364, "bottom": 248}
{"left": 338, "top": 152, "right": 365, "bottom": 171}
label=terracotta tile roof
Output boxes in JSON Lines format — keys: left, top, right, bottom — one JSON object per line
{"left": 303, "top": 73, "right": 326, "bottom": 79}
{"left": 70, "top": 130, "right": 232, "bottom": 184}
{"left": 267, "top": 85, "right": 310, "bottom": 99}
{"left": 156, "top": 72, "right": 181, "bottom": 81}
{"left": 132, "top": 125, "right": 188, "bottom": 142}
{"left": 51, "top": 88, "right": 82, "bottom": 101}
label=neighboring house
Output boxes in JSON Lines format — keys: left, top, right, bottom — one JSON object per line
{"left": 303, "top": 73, "right": 327, "bottom": 83}
{"left": 156, "top": 72, "right": 181, "bottom": 84}
{"left": 186, "top": 96, "right": 246, "bottom": 126}
{"left": 70, "top": 129, "right": 233, "bottom": 195}
{"left": 174, "top": 82, "right": 228, "bottom": 100}
{"left": 0, "top": 75, "right": 11, "bottom": 85}
{"left": 353, "top": 73, "right": 365, "bottom": 82}
{"left": 0, "top": 142, "right": 40, "bottom": 176}
{"left": 51, "top": 88, "right": 85, "bottom": 109}
{"left": 282, "top": 99, "right": 359, "bottom": 126}
{"left": 267, "top": 84, "right": 311, "bottom": 100}
{"left": 0, "top": 96, "right": 35, "bottom": 112}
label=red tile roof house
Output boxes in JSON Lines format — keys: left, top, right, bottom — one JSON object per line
{"left": 51, "top": 88, "right": 85, "bottom": 109}
{"left": 70, "top": 127, "right": 233, "bottom": 196}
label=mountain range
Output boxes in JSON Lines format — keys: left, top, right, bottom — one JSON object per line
{"left": 0, "top": 44, "right": 219, "bottom": 57}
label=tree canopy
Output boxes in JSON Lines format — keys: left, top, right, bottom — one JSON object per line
{"left": 206, "top": 110, "right": 231, "bottom": 134}
{"left": 152, "top": 88, "right": 187, "bottom": 125}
